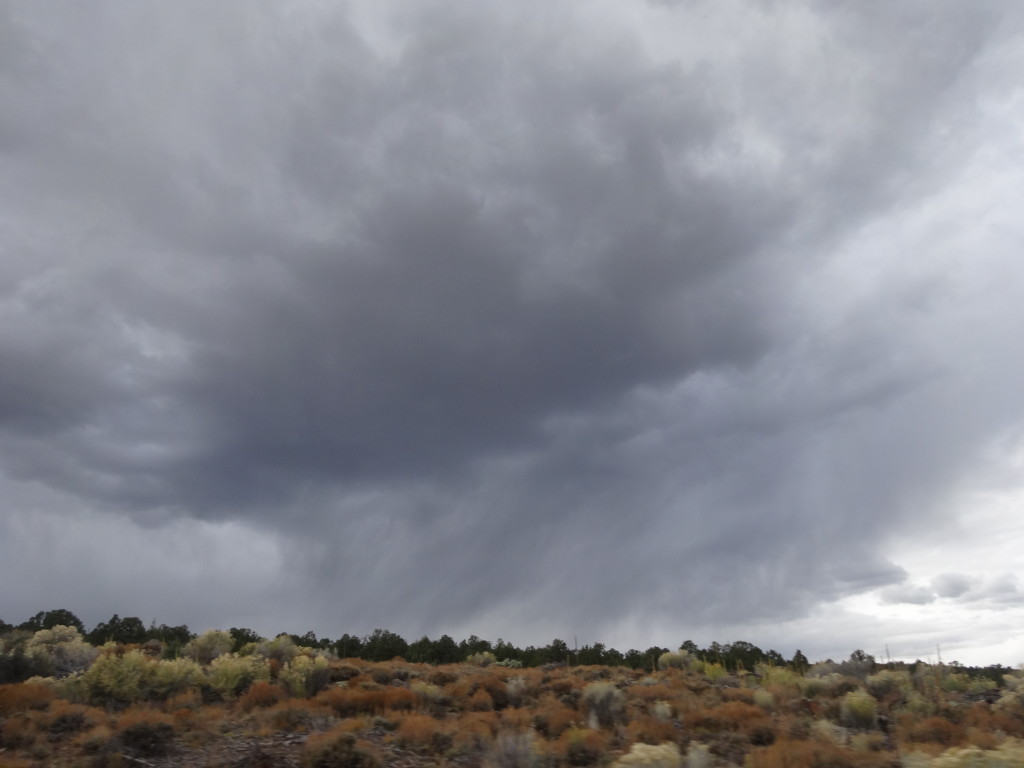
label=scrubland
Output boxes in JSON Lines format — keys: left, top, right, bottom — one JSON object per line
{"left": 1, "top": 627, "right": 1023, "bottom": 768}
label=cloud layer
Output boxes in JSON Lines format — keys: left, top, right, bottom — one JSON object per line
{"left": 2, "top": 0, "right": 1023, "bottom": 663}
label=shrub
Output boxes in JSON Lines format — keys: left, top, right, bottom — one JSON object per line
{"left": 694, "top": 661, "right": 728, "bottom": 682}
{"left": 238, "top": 680, "right": 289, "bottom": 712}
{"left": 24, "top": 625, "right": 98, "bottom": 677}
{"left": 316, "top": 685, "right": 417, "bottom": 717}
{"left": 658, "top": 650, "right": 691, "bottom": 671}
{"left": 206, "top": 653, "right": 270, "bottom": 700}
{"left": 81, "top": 648, "right": 151, "bottom": 705}
{"left": 507, "top": 676, "right": 530, "bottom": 708}
{"left": 531, "top": 695, "right": 578, "bottom": 738}
{"left": 0, "top": 682, "right": 54, "bottom": 715}
{"left": 396, "top": 713, "right": 454, "bottom": 754}
{"left": 468, "top": 651, "right": 497, "bottom": 666}
{"left": 453, "top": 711, "right": 499, "bottom": 752}
{"left": 266, "top": 700, "right": 326, "bottom": 731}
{"left": 906, "top": 716, "right": 965, "bottom": 747}
{"left": 653, "top": 700, "right": 673, "bottom": 721}
{"left": 116, "top": 710, "right": 176, "bottom": 757}
{"left": 558, "top": 727, "right": 609, "bottom": 767}
{"left": 411, "top": 680, "right": 448, "bottom": 710}
{"left": 257, "top": 635, "right": 298, "bottom": 666}
{"left": 581, "top": 681, "right": 626, "bottom": 728}
{"left": 183, "top": 629, "right": 233, "bottom": 665}
{"left": 839, "top": 689, "right": 877, "bottom": 729}
{"left": 486, "top": 729, "right": 541, "bottom": 768}
{"left": 148, "top": 657, "right": 204, "bottom": 700}
{"left": 614, "top": 742, "right": 681, "bottom": 768}
{"left": 0, "top": 714, "right": 36, "bottom": 750}
{"left": 685, "top": 743, "right": 712, "bottom": 768}
{"left": 625, "top": 715, "right": 678, "bottom": 746}
{"left": 753, "top": 689, "right": 775, "bottom": 711}
{"left": 43, "top": 701, "right": 102, "bottom": 737}
{"left": 866, "top": 670, "right": 911, "bottom": 702}
{"left": 302, "top": 728, "right": 381, "bottom": 768}
{"left": 280, "top": 654, "right": 331, "bottom": 698}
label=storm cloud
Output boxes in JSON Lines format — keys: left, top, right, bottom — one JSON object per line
{"left": 2, "top": 0, "right": 1023, "bottom": 664}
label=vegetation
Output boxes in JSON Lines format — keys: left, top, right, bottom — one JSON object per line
{"left": 0, "top": 608, "right": 1021, "bottom": 766}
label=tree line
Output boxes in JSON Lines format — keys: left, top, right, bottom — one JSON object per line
{"left": 1, "top": 608, "right": 1012, "bottom": 684}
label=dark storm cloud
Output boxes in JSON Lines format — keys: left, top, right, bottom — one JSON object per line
{"left": 2, "top": 0, "right": 1023, "bottom": 650}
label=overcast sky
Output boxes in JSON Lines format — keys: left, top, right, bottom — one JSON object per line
{"left": 2, "top": 1, "right": 1023, "bottom": 666}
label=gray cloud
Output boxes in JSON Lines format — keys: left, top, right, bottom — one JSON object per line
{"left": 933, "top": 573, "right": 972, "bottom": 599}
{"left": 2, "top": 0, "right": 1023, "bottom": 660}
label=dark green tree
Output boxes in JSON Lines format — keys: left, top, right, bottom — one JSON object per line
{"left": 492, "top": 638, "right": 520, "bottom": 663}
{"left": 18, "top": 609, "right": 85, "bottom": 633}
{"left": 362, "top": 628, "right": 408, "bottom": 661}
{"left": 433, "top": 634, "right": 461, "bottom": 664}
{"left": 149, "top": 623, "right": 195, "bottom": 657}
{"left": 229, "top": 627, "right": 262, "bottom": 653}
{"left": 623, "top": 649, "right": 647, "bottom": 669}
{"left": 334, "top": 633, "right": 364, "bottom": 659}
{"left": 406, "top": 636, "right": 435, "bottom": 664}
{"left": 578, "top": 643, "right": 606, "bottom": 666}
{"left": 459, "top": 634, "right": 493, "bottom": 657}
{"left": 87, "top": 614, "right": 147, "bottom": 645}
{"left": 541, "top": 638, "right": 569, "bottom": 665}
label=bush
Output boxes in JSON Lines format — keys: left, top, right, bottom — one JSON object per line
{"left": 116, "top": 710, "right": 176, "bottom": 757}
{"left": 148, "top": 657, "right": 204, "bottom": 700}
{"left": 614, "top": 742, "right": 681, "bottom": 768}
{"left": 396, "top": 713, "right": 454, "bottom": 754}
{"left": 81, "top": 648, "right": 151, "bottom": 705}
{"left": 558, "top": 727, "right": 609, "bottom": 767}
{"left": 258, "top": 635, "right": 299, "bottom": 665}
{"left": 206, "top": 653, "right": 270, "bottom": 700}
{"left": 581, "top": 681, "right": 626, "bottom": 728}
{"left": 280, "top": 654, "right": 330, "bottom": 698}
{"left": 866, "top": 670, "right": 911, "bottom": 701}
{"left": 486, "top": 729, "right": 541, "bottom": 768}
{"left": 302, "top": 728, "right": 381, "bottom": 768}
{"left": 46, "top": 703, "right": 97, "bottom": 737}
{"left": 0, "top": 682, "right": 54, "bottom": 715}
{"left": 24, "top": 625, "right": 98, "bottom": 677}
{"left": 658, "top": 650, "right": 691, "bottom": 671}
{"left": 238, "top": 680, "right": 288, "bottom": 711}
{"left": 839, "top": 689, "right": 877, "bottom": 729}
{"left": 183, "top": 629, "right": 233, "bottom": 665}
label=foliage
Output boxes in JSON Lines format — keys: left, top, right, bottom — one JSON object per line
{"left": 658, "top": 649, "right": 691, "bottom": 671}
{"left": 280, "top": 653, "right": 331, "bottom": 698}
{"left": 487, "top": 730, "right": 541, "bottom": 768}
{"left": 840, "top": 689, "right": 878, "bottom": 729}
{"left": 116, "top": 710, "right": 176, "bottom": 757}
{"left": 17, "top": 609, "right": 85, "bottom": 634}
{"left": 148, "top": 657, "right": 204, "bottom": 700}
{"left": 302, "top": 728, "right": 381, "bottom": 768}
{"left": 85, "top": 614, "right": 148, "bottom": 646}
{"left": 24, "top": 625, "right": 99, "bottom": 677}
{"left": 80, "top": 648, "right": 151, "bottom": 706}
{"left": 361, "top": 629, "right": 409, "bottom": 662}
{"left": 0, "top": 682, "right": 55, "bottom": 715}
{"left": 615, "top": 742, "right": 681, "bottom": 768}
{"left": 206, "top": 652, "right": 270, "bottom": 699}
{"left": 183, "top": 629, "right": 234, "bottom": 665}
{"left": 258, "top": 633, "right": 300, "bottom": 665}
{"left": 581, "top": 681, "right": 626, "bottom": 728}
